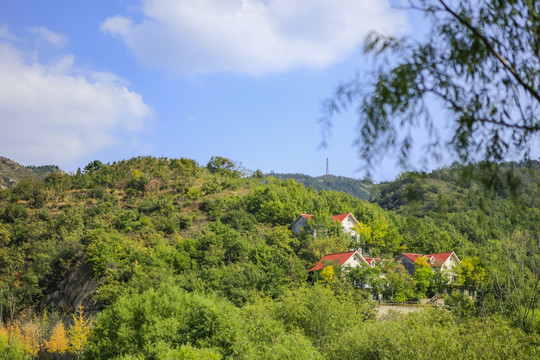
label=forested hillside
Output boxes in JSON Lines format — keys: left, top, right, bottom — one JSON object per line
{"left": 269, "top": 173, "right": 372, "bottom": 200}
{"left": 0, "top": 156, "right": 538, "bottom": 359}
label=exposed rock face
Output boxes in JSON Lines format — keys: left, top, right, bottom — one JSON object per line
{"left": 43, "top": 260, "right": 98, "bottom": 313}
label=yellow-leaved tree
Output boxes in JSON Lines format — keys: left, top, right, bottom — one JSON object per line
{"left": 46, "top": 322, "right": 69, "bottom": 355}
{"left": 353, "top": 221, "right": 372, "bottom": 243}
{"left": 320, "top": 265, "right": 335, "bottom": 283}
{"left": 19, "top": 318, "right": 41, "bottom": 358}
{"left": 68, "top": 307, "right": 92, "bottom": 359}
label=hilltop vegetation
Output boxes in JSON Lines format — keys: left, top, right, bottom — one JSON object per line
{"left": 0, "top": 156, "right": 538, "bottom": 359}
{"left": 0, "top": 157, "right": 62, "bottom": 189}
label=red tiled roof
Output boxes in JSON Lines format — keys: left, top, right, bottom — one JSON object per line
{"left": 401, "top": 252, "right": 454, "bottom": 267}
{"left": 402, "top": 253, "right": 421, "bottom": 262}
{"left": 310, "top": 251, "right": 356, "bottom": 271}
{"left": 295, "top": 213, "right": 352, "bottom": 223}
{"left": 364, "top": 257, "right": 381, "bottom": 264}
{"left": 332, "top": 213, "right": 351, "bottom": 223}
{"left": 300, "top": 214, "right": 314, "bottom": 220}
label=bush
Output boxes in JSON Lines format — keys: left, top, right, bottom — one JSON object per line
{"left": 0, "top": 330, "right": 30, "bottom": 360}
{"left": 85, "top": 286, "right": 242, "bottom": 359}
{"left": 272, "top": 284, "right": 375, "bottom": 354}
{"left": 170, "top": 158, "right": 199, "bottom": 178}
{"left": 1, "top": 203, "right": 28, "bottom": 223}
{"left": 202, "top": 180, "right": 223, "bottom": 195}
{"left": 207, "top": 156, "right": 241, "bottom": 177}
{"left": 326, "top": 311, "right": 540, "bottom": 360}
{"left": 220, "top": 210, "right": 257, "bottom": 231}
{"left": 184, "top": 187, "right": 202, "bottom": 200}
{"left": 86, "top": 286, "right": 320, "bottom": 359}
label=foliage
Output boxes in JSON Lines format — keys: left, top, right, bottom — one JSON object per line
{"left": 0, "top": 325, "right": 29, "bottom": 360}
{"left": 321, "top": 0, "right": 539, "bottom": 178}
{"left": 490, "top": 229, "right": 540, "bottom": 332}
{"left": 272, "top": 284, "right": 375, "bottom": 355}
{"left": 347, "top": 263, "right": 385, "bottom": 297}
{"left": 270, "top": 173, "right": 372, "bottom": 200}
{"left": 328, "top": 310, "right": 540, "bottom": 359}
{"left": 68, "top": 307, "right": 92, "bottom": 359}
{"left": 0, "top": 156, "right": 60, "bottom": 189}
{"left": 86, "top": 285, "right": 320, "bottom": 359}
{"left": 46, "top": 322, "right": 69, "bottom": 354}
{"left": 456, "top": 257, "right": 488, "bottom": 289}
{"left": 384, "top": 263, "right": 416, "bottom": 301}
{"left": 18, "top": 318, "right": 41, "bottom": 357}
{"left": 0, "top": 155, "right": 539, "bottom": 357}
{"left": 319, "top": 265, "right": 335, "bottom": 283}
{"left": 413, "top": 256, "right": 433, "bottom": 298}
{"left": 207, "top": 156, "right": 243, "bottom": 178}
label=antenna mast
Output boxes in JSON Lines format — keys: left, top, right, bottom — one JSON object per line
{"left": 325, "top": 158, "right": 329, "bottom": 186}
{"left": 326, "top": 158, "right": 329, "bottom": 177}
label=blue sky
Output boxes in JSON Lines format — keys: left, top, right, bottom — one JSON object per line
{"left": 0, "top": 0, "right": 447, "bottom": 181}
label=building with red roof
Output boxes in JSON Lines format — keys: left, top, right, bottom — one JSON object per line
{"left": 364, "top": 257, "right": 382, "bottom": 267}
{"left": 395, "top": 252, "right": 461, "bottom": 280}
{"left": 310, "top": 250, "right": 370, "bottom": 271}
{"left": 290, "top": 212, "right": 373, "bottom": 256}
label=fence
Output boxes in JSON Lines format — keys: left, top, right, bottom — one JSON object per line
{"left": 375, "top": 300, "right": 439, "bottom": 307}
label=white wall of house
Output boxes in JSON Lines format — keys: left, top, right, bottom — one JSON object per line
{"left": 340, "top": 215, "right": 361, "bottom": 242}
{"left": 440, "top": 254, "right": 460, "bottom": 279}
{"left": 342, "top": 252, "right": 368, "bottom": 269}
{"left": 341, "top": 215, "right": 357, "bottom": 235}
{"left": 396, "top": 253, "right": 461, "bottom": 283}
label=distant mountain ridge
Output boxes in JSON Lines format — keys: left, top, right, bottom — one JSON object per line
{"left": 268, "top": 173, "right": 372, "bottom": 200}
{"left": 0, "top": 156, "right": 63, "bottom": 189}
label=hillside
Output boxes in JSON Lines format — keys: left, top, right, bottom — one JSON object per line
{"left": 0, "top": 156, "right": 538, "bottom": 359}
{"left": 269, "top": 173, "right": 372, "bottom": 200}
{"left": 372, "top": 160, "right": 540, "bottom": 213}
{"left": 0, "top": 156, "right": 62, "bottom": 189}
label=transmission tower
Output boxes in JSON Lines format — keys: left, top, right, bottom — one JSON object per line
{"left": 326, "top": 158, "right": 329, "bottom": 177}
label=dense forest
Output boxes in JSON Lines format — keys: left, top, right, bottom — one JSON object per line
{"left": 0, "top": 156, "right": 538, "bottom": 359}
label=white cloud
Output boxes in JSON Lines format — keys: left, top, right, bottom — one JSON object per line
{"left": 0, "top": 24, "right": 17, "bottom": 41}
{"left": 101, "top": 0, "right": 408, "bottom": 75}
{"left": 0, "top": 41, "right": 153, "bottom": 166}
{"left": 29, "top": 26, "right": 68, "bottom": 47}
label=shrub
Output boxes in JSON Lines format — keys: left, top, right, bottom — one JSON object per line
{"left": 1, "top": 203, "right": 28, "bottom": 223}
{"left": 85, "top": 286, "right": 241, "bottom": 359}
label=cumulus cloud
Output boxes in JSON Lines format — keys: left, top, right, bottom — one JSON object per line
{"left": 29, "top": 26, "right": 68, "bottom": 47}
{"left": 0, "top": 24, "right": 17, "bottom": 41}
{"left": 0, "top": 40, "right": 152, "bottom": 166}
{"left": 101, "top": 0, "right": 407, "bottom": 75}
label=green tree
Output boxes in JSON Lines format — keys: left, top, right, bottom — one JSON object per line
{"left": 207, "top": 157, "right": 243, "bottom": 178}
{"left": 456, "top": 257, "right": 488, "bottom": 291}
{"left": 322, "top": 0, "right": 539, "bottom": 174}
{"left": 384, "top": 263, "right": 415, "bottom": 301}
{"left": 273, "top": 284, "right": 374, "bottom": 355}
{"left": 413, "top": 256, "right": 433, "bottom": 298}
{"left": 86, "top": 286, "right": 319, "bottom": 359}
{"left": 347, "top": 263, "right": 385, "bottom": 297}
{"left": 491, "top": 230, "right": 540, "bottom": 332}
